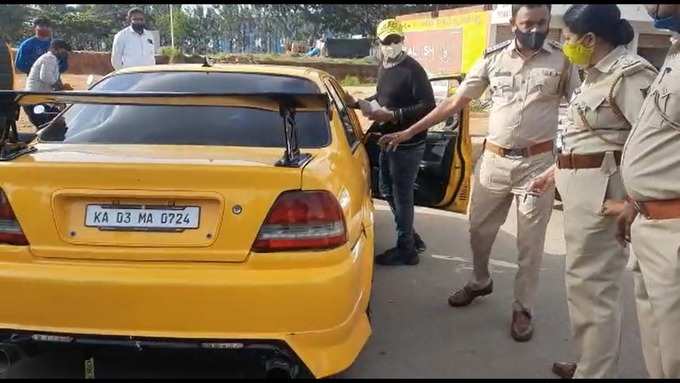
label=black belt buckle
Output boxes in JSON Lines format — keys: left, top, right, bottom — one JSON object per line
{"left": 504, "top": 147, "right": 526, "bottom": 159}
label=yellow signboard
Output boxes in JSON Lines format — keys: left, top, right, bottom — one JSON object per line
{"left": 400, "top": 11, "right": 490, "bottom": 74}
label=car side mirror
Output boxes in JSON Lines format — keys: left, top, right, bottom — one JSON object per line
{"left": 85, "top": 74, "right": 95, "bottom": 88}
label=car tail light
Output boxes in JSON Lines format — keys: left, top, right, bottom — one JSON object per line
{"left": 252, "top": 191, "right": 347, "bottom": 252}
{"left": 0, "top": 189, "right": 29, "bottom": 245}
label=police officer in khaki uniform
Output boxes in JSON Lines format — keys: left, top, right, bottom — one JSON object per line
{"left": 527, "top": 5, "right": 658, "bottom": 378}
{"left": 379, "top": 4, "right": 580, "bottom": 342}
{"left": 617, "top": 3, "right": 680, "bottom": 379}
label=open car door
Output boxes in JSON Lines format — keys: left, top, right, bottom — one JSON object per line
{"left": 364, "top": 74, "right": 472, "bottom": 214}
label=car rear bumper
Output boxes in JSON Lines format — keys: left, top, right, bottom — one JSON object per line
{"left": 0, "top": 232, "right": 373, "bottom": 378}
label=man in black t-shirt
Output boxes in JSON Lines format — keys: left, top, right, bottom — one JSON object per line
{"left": 348, "top": 19, "right": 435, "bottom": 266}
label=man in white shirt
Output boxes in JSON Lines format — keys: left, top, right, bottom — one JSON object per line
{"left": 24, "top": 39, "right": 72, "bottom": 129}
{"left": 110, "top": 8, "right": 156, "bottom": 71}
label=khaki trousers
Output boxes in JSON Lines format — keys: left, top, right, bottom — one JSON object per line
{"left": 555, "top": 157, "right": 627, "bottom": 378}
{"left": 468, "top": 150, "right": 555, "bottom": 312}
{"left": 630, "top": 217, "right": 680, "bottom": 378}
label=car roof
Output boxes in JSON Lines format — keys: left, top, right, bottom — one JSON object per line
{"left": 112, "top": 64, "right": 333, "bottom": 91}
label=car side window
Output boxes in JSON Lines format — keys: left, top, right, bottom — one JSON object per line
{"left": 324, "top": 79, "right": 359, "bottom": 150}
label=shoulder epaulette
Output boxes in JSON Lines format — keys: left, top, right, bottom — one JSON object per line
{"left": 618, "top": 55, "right": 658, "bottom": 76}
{"left": 484, "top": 40, "right": 511, "bottom": 57}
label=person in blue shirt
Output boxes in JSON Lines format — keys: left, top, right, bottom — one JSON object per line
{"left": 15, "top": 17, "right": 68, "bottom": 75}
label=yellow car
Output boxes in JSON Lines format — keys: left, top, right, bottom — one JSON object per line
{"left": 0, "top": 62, "right": 471, "bottom": 378}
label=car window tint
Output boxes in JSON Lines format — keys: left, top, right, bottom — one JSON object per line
{"left": 39, "top": 72, "right": 330, "bottom": 148}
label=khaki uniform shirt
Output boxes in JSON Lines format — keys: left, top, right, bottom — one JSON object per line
{"left": 562, "top": 46, "right": 658, "bottom": 154}
{"left": 622, "top": 39, "right": 680, "bottom": 201}
{"left": 457, "top": 39, "right": 581, "bottom": 148}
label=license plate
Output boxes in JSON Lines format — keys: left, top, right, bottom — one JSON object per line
{"left": 85, "top": 205, "right": 200, "bottom": 231}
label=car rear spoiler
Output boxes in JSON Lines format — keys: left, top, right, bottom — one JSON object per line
{"left": 0, "top": 91, "right": 329, "bottom": 166}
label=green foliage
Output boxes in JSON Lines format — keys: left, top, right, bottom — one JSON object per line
{"left": 0, "top": 4, "right": 35, "bottom": 43}
{"left": 0, "top": 4, "right": 475, "bottom": 52}
{"left": 340, "top": 75, "right": 361, "bottom": 87}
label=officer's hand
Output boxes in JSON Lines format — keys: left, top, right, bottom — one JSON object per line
{"left": 527, "top": 168, "right": 555, "bottom": 195}
{"left": 378, "top": 129, "right": 414, "bottom": 152}
{"left": 615, "top": 201, "right": 638, "bottom": 247}
{"left": 601, "top": 199, "right": 626, "bottom": 217}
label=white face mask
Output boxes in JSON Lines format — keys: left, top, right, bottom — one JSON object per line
{"left": 381, "top": 42, "right": 403, "bottom": 60}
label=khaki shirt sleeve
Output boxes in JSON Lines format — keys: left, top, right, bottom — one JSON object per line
{"left": 613, "top": 67, "right": 658, "bottom": 126}
{"left": 455, "top": 57, "right": 489, "bottom": 100}
{"left": 562, "top": 62, "right": 581, "bottom": 100}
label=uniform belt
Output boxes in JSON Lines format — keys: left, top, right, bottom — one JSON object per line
{"left": 631, "top": 198, "right": 680, "bottom": 220}
{"left": 484, "top": 140, "right": 554, "bottom": 158}
{"left": 556, "top": 151, "right": 622, "bottom": 169}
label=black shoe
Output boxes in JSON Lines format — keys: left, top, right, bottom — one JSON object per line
{"left": 375, "top": 248, "right": 419, "bottom": 266}
{"left": 414, "top": 232, "right": 426, "bottom": 253}
{"left": 403, "top": 253, "right": 420, "bottom": 265}
{"left": 375, "top": 248, "right": 403, "bottom": 266}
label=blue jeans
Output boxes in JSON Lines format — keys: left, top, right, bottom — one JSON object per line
{"left": 379, "top": 142, "right": 425, "bottom": 253}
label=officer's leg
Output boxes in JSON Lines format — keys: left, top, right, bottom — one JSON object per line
{"left": 514, "top": 153, "right": 555, "bottom": 313}
{"left": 631, "top": 258, "right": 664, "bottom": 378}
{"left": 631, "top": 218, "right": 680, "bottom": 378}
{"left": 468, "top": 153, "right": 514, "bottom": 286}
{"left": 558, "top": 169, "right": 626, "bottom": 378}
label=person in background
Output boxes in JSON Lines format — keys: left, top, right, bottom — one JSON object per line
{"left": 616, "top": 3, "right": 680, "bottom": 379}
{"left": 380, "top": 4, "right": 580, "bottom": 342}
{"left": 347, "top": 18, "right": 435, "bottom": 266}
{"left": 15, "top": 17, "right": 68, "bottom": 75}
{"left": 111, "top": 7, "right": 156, "bottom": 71}
{"left": 23, "top": 39, "right": 72, "bottom": 129}
{"left": 527, "top": 4, "right": 657, "bottom": 378}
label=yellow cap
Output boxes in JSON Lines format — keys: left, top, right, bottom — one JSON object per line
{"left": 377, "top": 19, "right": 404, "bottom": 41}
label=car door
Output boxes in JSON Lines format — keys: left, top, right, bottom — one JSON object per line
{"left": 362, "top": 75, "right": 472, "bottom": 214}
{"left": 323, "top": 77, "right": 373, "bottom": 246}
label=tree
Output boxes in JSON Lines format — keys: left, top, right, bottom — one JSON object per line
{"left": 0, "top": 5, "right": 35, "bottom": 45}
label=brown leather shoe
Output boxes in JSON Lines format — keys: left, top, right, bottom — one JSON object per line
{"left": 510, "top": 309, "right": 533, "bottom": 342}
{"left": 448, "top": 280, "right": 493, "bottom": 307}
{"left": 552, "top": 362, "right": 577, "bottom": 379}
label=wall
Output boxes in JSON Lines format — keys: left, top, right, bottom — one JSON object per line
{"left": 11, "top": 48, "right": 378, "bottom": 83}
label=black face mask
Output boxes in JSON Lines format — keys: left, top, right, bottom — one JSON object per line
{"left": 514, "top": 28, "right": 547, "bottom": 51}
{"left": 131, "top": 23, "right": 145, "bottom": 34}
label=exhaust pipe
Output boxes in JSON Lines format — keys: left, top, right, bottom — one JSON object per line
{"left": 0, "top": 344, "right": 24, "bottom": 375}
{"left": 264, "top": 357, "right": 298, "bottom": 379}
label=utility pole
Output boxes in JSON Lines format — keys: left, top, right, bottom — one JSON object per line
{"left": 170, "top": 4, "right": 175, "bottom": 50}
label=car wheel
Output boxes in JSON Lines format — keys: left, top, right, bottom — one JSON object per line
{"left": 0, "top": 39, "right": 14, "bottom": 90}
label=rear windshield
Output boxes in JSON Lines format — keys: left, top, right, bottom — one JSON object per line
{"left": 38, "top": 72, "right": 331, "bottom": 148}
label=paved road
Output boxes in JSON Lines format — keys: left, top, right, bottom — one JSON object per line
{"left": 0, "top": 200, "right": 647, "bottom": 379}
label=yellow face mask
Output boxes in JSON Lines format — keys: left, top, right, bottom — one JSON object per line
{"left": 562, "top": 35, "right": 595, "bottom": 67}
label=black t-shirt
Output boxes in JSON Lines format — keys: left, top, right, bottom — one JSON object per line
{"left": 366, "top": 54, "right": 436, "bottom": 146}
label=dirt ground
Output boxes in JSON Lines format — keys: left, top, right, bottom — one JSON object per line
{"left": 14, "top": 74, "right": 89, "bottom": 133}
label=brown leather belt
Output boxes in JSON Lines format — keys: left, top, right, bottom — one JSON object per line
{"left": 484, "top": 140, "right": 554, "bottom": 158}
{"left": 632, "top": 198, "right": 680, "bottom": 220}
{"left": 557, "top": 151, "right": 622, "bottom": 169}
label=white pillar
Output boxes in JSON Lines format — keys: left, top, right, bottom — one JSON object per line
{"left": 170, "top": 5, "right": 175, "bottom": 50}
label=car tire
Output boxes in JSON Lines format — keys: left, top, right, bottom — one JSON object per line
{"left": 0, "top": 39, "right": 14, "bottom": 90}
